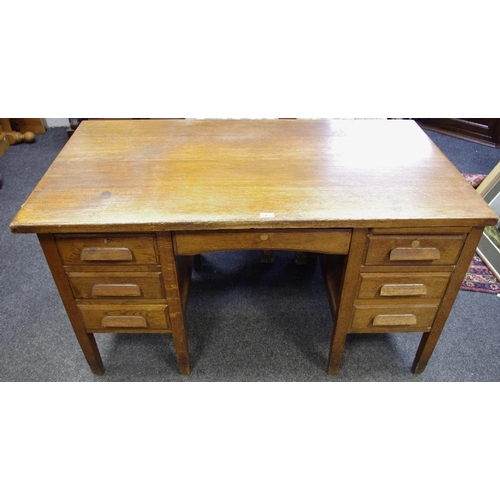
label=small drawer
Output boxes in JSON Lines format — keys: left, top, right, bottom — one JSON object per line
{"left": 56, "top": 235, "right": 158, "bottom": 265}
{"left": 364, "top": 234, "right": 465, "bottom": 266}
{"left": 357, "top": 272, "right": 451, "bottom": 300}
{"left": 351, "top": 304, "right": 439, "bottom": 331}
{"left": 174, "top": 229, "right": 352, "bottom": 255}
{"left": 67, "top": 272, "right": 165, "bottom": 299}
{"left": 78, "top": 304, "right": 170, "bottom": 331}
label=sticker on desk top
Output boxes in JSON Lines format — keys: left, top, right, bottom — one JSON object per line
{"left": 260, "top": 212, "right": 275, "bottom": 218}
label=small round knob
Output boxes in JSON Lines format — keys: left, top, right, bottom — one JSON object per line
{"left": 260, "top": 234, "right": 269, "bottom": 241}
{"left": 411, "top": 240, "right": 420, "bottom": 248}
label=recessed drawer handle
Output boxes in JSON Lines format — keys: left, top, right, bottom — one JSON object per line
{"left": 389, "top": 247, "right": 440, "bottom": 261}
{"left": 101, "top": 315, "right": 147, "bottom": 328}
{"left": 380, "top": 284, "right": 427, "bottom": 296}
{"left": 80, "top": 247, "right": 133, "bottom": 262}
{"left": 373, "top": 314, "right": 417, "bottom": 326}
{"left": 91, "top": 284, "right": 142, "bottom": 297}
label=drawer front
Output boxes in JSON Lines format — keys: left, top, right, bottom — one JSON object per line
{"left": 358, "top": 272, "right": 451, "bottom": 300}
{"left": 364, "top": 235, "right": 465, "bottom": 266}
{"left": 56, "top": 235, "right": 158, "bottom": 265}
{"left": 351, "top": 304, "right": 439, "bottom": 331}
{"left": 174, "top": 229, "right": 352, "bottom": 255}
{"left": 68, "top": 272, "right": 165, "bottom": 299}
{"left": 78, "top": 304, "right": 170, "bottom": 331}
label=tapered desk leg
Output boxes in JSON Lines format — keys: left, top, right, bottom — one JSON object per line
{"left": 328, "top": 328, "right": 349, "bottom": 375}
{"left": 74, "top": 332, "right": 104, "bottom": 375}
{"left": 157, "top": 232, "right": 191, "bottom": 375}
{"left": 412, "top": 331, "right": 438, "bottom": 374}
{"left": 411, "top": 227, "right": 484, "bottom": 374}
{"left": 327, "top": 229, "right": 368, "bottom": 374}
{"left": 38, "top": 234, "right": 105, "bottom": 375}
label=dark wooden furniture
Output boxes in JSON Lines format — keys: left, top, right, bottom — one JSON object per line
{"left": 10, "top": 119, "right": 498, "bottom": 375}
{"left": 417, "top": 119, "right": 500, "bottom": 147}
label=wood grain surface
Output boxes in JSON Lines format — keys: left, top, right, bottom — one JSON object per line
{"left": 10, "top": 119, "right": 498, "bottom": 234}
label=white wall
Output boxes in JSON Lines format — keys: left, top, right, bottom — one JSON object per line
{"left": 44, "top": 118, "right": 70, "bottom": 128}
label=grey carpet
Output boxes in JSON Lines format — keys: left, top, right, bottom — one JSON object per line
{"left": 1, "top": 125, "right": 500, "bottom": 381}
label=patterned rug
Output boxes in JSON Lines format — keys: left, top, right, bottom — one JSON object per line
{"left": 461, "top": 253, "right": 500, "bottom": 294}
{"left": 460, "top": 173, "right": 500, "bottom": 294}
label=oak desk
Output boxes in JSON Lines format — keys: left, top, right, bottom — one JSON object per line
{"left": 10, "top": 119, "right": 498, "bottom": 375}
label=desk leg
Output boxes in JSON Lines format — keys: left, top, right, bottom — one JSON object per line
{"left": 37, "top": 234, "right": 105, "bottom": 375}
{"left": 157, "top": 232, "right": 191, "bottom": 375}
{"left": 327, "top": 229, "right": 367, "bottom": 374}
{"left": 412, "top": 227, "right": 484, "bottom": 374}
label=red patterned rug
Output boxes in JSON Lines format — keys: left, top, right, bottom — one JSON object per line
{"left": 461, "top": 253, "right": 500, "bottom": 294}
{"left": 462, "top": 173, "right": 487, "bottom": 189}
{"left": 460, "top": 173, "right": 499, "bottom": 294}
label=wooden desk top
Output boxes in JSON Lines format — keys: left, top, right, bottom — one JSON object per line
{"left": 10, "top": 119, "right": 498, "bottom": 233}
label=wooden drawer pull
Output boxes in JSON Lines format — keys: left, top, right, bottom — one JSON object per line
{"left": 373, "top": 314, "right": 417, "bottom": 326}
{"left": 380, "top": 284, "right": 427, "bottom": 296}
{"left": 389, "top": 247, "right": 440, "bottom": 261}
{"left": 80, "top": 247, "right": 133, "bottom": 262}
{"left": 91, "top": 284, "right": 142, "bottom": 297}
{"left": 101, "top": 315, "right": 147, "bottom": 328}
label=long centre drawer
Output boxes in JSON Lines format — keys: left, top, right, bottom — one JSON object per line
{"left": 174, "top": 229, "right": 352, "bottom": 255}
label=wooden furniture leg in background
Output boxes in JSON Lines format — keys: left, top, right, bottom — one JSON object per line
{"left": 1, "top": 118, "right": 45, "bottom": 188}
{"left": 260, "top": 250, "right": 309, "bottom": 264}
{"left": 1, "top": 118, "right": 45, "bottom": 166}
{"left": 0, "top": 118, "right": 38, "bottom": 146}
